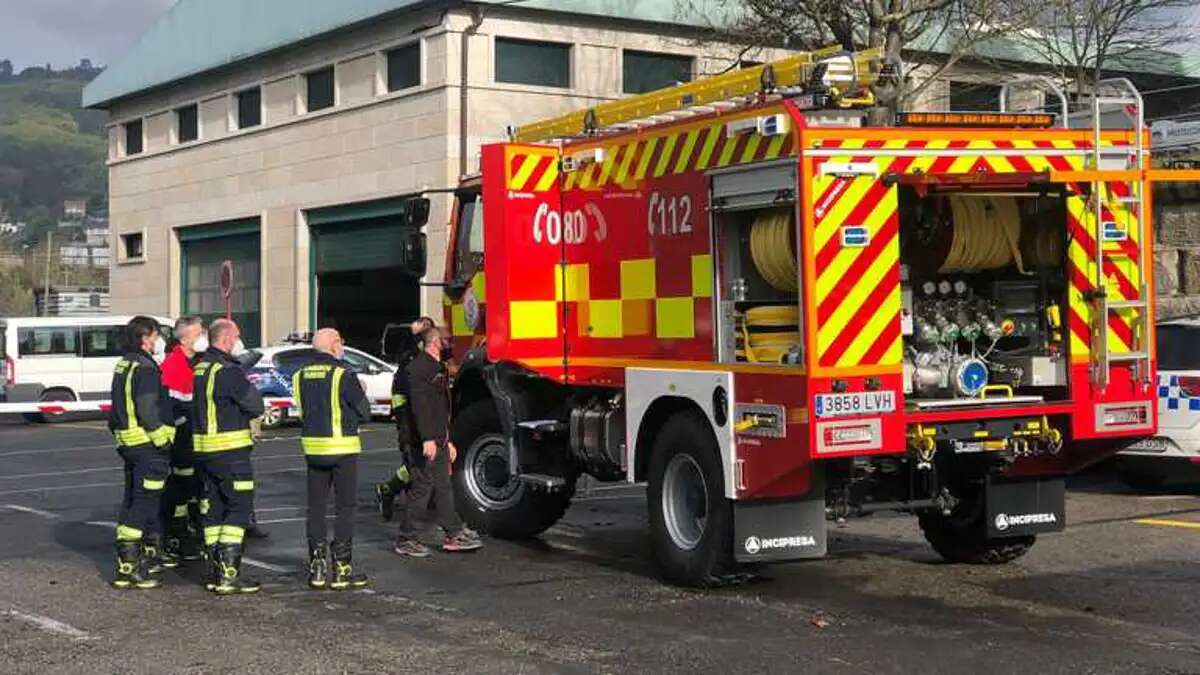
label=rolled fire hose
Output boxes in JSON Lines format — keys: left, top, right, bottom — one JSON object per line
{"left": 749, "top": 208, "right": 798, "bottom": 292}
{"left": 739, "top": 305, "right": 801, "bottom": 363}
{"left": 940, "top": 196, "right": 1028, "bottom": 274}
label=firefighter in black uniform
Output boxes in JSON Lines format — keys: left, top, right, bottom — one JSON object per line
{"left": 394, "top": 324, "right": 482, "bottom": 557}
{"left": 108, "top": 316, "right": 175, "bottom": 590}
{"left": 375, "top": 317, "right": 433, "bottom": 520}
{"left": 294, "top": 328, "right": 372, "bottom": 589}
{"left": 193, "top": 318, "right": 264, "bottom": 594}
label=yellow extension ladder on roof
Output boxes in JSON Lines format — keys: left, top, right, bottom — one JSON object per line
{"left": 510, "top": 46, "right": 885, "bottom": 144}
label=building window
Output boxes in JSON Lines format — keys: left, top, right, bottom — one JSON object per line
{"left": 387, "top": 43, "right": 421, "bottom": 92}
{"left": 183, "top": 232, "right": 261, "bottom": 347}
{"left": 237, "top": 87, "right": 261, "bottom": 128}
{"left": 120, "top": 232, "right": 145, "bottom": 262}
{"left": 495, "top": 38, "right": 570, "bottom": 88}
{"left": 624, "top": 50, "right": 693, "bottom": 94}
{"left": 305, "top": 66, "right": 335, "bottom": 112}
{"left": 176, "top": 104, "right": 198, "bottom": 143}
{"left": 124, "top": 119, "right": 143, "bottom": 155}
{"left": 949, "top": 81, "right": 1002, "bottom": 111}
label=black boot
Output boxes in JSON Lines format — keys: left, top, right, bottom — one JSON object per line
{"left": 375, "top": 467, "right": 409, "bottom": 521}
{"left": 330, "top": 540, "right": 368, "bottom": 590}
{"left": 202, "top": 544, "right": 220, "bottom": 591}
{"left": 164, "top": 517, "right": 201, "bottom": 562}
{"left": 212, "top": 543, "right": 261, "bottom": 595}
{"left": 142, "top": 532, "right": 179, "bottom": 573}
{"left": 112, "top": 541, "right": 160, "bottom": 590}
{"left": 308, "top": 541, "right": 330, "bottom": 590}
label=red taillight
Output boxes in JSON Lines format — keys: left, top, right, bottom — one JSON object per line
{"left": 1178, "top": 376, "right": 1200, "bottom": 397}
{"left": 3, "top": 355, "right": 12, "bottom": 387}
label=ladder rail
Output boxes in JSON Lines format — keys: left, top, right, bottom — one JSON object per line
{"left": 998, "top": 76, "right": 1070, "bottom": 128}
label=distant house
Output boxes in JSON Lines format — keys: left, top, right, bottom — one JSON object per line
{"left": 60, "top": 243, "right": 111, "bottom": 267}
{"left": 63, "top": 200, "right": 87, "bottom": 220}
{"left": 34, "top": 287, "right": 110, "bottom": 317}
{"left": 0, "top": 221, "right": 25, "bottom": 235}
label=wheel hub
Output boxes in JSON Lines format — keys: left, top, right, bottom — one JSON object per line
{"left": 464, "top": 433, "right": 522, "bottom": 510}
{"left": 662, "top": 454, "right": 708, "bottom": 551}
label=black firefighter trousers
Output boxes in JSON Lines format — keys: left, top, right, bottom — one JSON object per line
{"left": 306, "top": 455, "right": 358, "bottom": 546}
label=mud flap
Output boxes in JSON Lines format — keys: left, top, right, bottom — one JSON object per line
{"left": 733, "top": 471, "right": 827, "bottom": 563}
{"left": 985, "top": 476, "right": 1065, "bottom": 538}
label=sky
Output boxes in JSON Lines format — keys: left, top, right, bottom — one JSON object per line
{"left": 0, "top": 0, "right": 1196, "bottom": 72}
{"left": 0, "top": 0, "right": 177, "bottom": 70}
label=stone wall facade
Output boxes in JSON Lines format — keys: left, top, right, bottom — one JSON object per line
{"left": 1154, "top": 183, "right": 1200, "bottom": 319}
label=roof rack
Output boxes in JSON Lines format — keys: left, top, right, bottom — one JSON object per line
{"left": 510, "top": 46, "right": 886, "bottom": 144}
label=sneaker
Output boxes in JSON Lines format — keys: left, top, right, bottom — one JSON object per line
{"left": 442, "top": 530, "right": 483, "bottom": 552}
{"left": 393, "top": 539, "right": 431, "bottom": 558}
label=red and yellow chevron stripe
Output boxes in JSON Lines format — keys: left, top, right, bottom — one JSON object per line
{"left": 505, "top": 146, "right": 560, "bottom": 193}
{"left": 563, "top": 114, "right": 797, "bottom": 191}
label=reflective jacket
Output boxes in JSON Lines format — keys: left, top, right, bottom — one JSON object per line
{"left": 108, "top": 350, "right": 175, "bottom": 449}
{"left": 160, "top": 346, "right": 195, "bottom": 426}
{"left": 293, "top": 353, "right": 371, "bottom": 456}
{"left": 192, "top": 347, "right": 264, "bottom": 453}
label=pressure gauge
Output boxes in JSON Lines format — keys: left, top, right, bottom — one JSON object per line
{"left": 953, "top": 280, "right": 968, "bottom": 295}
{"left": 938, "top": 280, "right": 952, "bottom": 296}
{"left": 922, "top": 281, "right": 937, "bottom": 296}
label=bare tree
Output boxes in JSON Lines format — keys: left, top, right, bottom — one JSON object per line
{"left": 1008, "top": 0, "right": 1194, "bottom": 101}
{"left": 679, "top": 0, "right": 1036, "bottom": 109}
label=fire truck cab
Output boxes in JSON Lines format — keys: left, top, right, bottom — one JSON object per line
{"left": 438, "top": 49, "right": 1184, "bottom": 586}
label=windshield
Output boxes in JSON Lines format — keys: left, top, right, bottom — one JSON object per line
{"left": 1158, "top": 325, "right": 1200, "bottom": 371}
{"left": 455, "top": 194, "right": 484, "bottom": 280}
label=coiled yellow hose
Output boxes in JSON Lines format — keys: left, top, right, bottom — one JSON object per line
{"left": 749, "top": 208, "right": 798, "bottom": 292}
{"left": 740, "top": 305, "right": 801, "bottom": 363}
{"left": 940, "top": 196, "right": 1027, "bottom": 273}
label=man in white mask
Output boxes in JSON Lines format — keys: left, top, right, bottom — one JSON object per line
{"left": 159, "top": 316, "right": 206, "bottom": 563}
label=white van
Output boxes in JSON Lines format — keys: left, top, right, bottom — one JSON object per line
{"left": 1, "top": 316, "right": 174, "bottom": 407}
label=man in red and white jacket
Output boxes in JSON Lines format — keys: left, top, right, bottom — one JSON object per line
{"left": 159, "top": 316, "right": 206, "bottom": 562}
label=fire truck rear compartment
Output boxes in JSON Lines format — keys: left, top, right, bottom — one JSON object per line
{"left": 897, "top": 186, "right": 1071, "bottom": 406}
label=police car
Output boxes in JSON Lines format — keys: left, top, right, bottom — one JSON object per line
{"left": 1116, "top": 317, "right": 1200, "bottom": 489}
{"left": 244, "top": 337, "right": 397, "bottom": 428}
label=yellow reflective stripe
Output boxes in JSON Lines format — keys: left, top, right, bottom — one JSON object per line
{"left": 391, "top": 394, "right": 407, "bottom": 407}
{"left": 116, "top": 525, "right": 143, "bottom": 541}
{"left": 232, "top": 480, "right": 254, "bottom": 491}
{"left": 203, "top": 526, "right": 221, "bottom": 545}
{"left": 301, "top": 436, "right": 362, "bottom": 455}
{"left": 148, "top": 426, "right": 175, "bottom": 447}
{"left": 331, "top": 367, "right": 344, "bottom": 439}
{"left": 292, "top": 370, "right": 302, "bottom": 417}
{"left": 199, "top": 498, "right": 211, "bottom": 515}
{"left": 124, "top": 360, "right": 138, "bottom": 430}
{"left": 114, "top": 428, "right": 151, "bottom": 446}
{"left": 142, "top": 477, "right": 165, "bottom": 490}
{"left": 194, "top": 429, "right": 253, "bottom": 453}
{"left": 173, "top": 504, "right": 189, "bottom": 518}
{"left": 205, "top": 363, "right": 222, "bottom": 435}
{"left": 172, "top": 466, "right": 195, "bottom": 477}
{"left": 218, "top": 525, "right": 245, "bottom": 544}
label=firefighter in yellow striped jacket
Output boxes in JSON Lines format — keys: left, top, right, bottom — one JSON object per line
{"left": 108, "top": 316, "right": 175, "bottom": 590}
{"left": 192, "top": 318, "right": 264, "bottom": 595}
{"left": 292, "top": 328, "right": 372, "bottom": 590}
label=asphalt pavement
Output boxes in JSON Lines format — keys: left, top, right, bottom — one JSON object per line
{"left": 1, "top": 414, "right": 1199, "bottom": 674}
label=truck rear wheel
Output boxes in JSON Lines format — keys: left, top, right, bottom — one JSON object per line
{"left": 451, "top": 401, "right": 573, "bottom": 539}
{"left": 918, "top": 492, "right": 1035, "bottom": 564}
{"left": 647, "top": 411, "right": 734, "bottom": 587}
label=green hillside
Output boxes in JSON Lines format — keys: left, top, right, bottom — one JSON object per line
{"left": 0, "top": 69, "right": 107, "bottom": 241}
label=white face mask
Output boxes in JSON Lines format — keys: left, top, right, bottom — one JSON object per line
{"left": 152, "top": 336, "right": 167, "bottom": 363}
{"left": 232, "top": 338, "right": 247, "bottom": 357}
{"left": 193, "top": 334, "right": 209, "bottom": 354}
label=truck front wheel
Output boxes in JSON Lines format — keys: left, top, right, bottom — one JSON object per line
{"left": 647, "top": 411, "right": 734, "bottom": 587}
{"left": 918, "top": 490, "right": 1035, "bottom": 564}
{"left": 451, "top": 401, "right": 573, "bottom": 539}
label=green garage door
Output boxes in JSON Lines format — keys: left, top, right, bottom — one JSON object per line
{"left": 180, "top": 219, "right": 261, "bottom": 347}
{"left": 309, "top": 200, "right": 422, "bottom": 356}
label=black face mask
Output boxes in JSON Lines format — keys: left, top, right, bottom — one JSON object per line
{"left": 439, "top": 341, "right": 454, "bottom": 362}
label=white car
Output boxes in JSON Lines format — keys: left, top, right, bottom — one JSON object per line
{"left": 1116, "top": 317, "right": 1200, "bottom": 489}
{"left": 244, "top": 343, "right": 397, "bottom": 428}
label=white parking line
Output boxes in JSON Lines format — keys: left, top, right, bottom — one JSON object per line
{"left": 242, "top": 557, "right": 292, "bottom": 573}
{"left": 0, "top": 482, "right": 122, "bottom": 497}
{"left": 4, "top": 608, "right": 94, "bottom": 641}
{"left": 0, "top": 443, "right": 116, "bottom": 458}
{"left": 85, "top": 520, "right": 117, "bottom": 528}
{"left": 254, "top": 517, "right": 308, "bottom": 525}
{"left": 2, "top": 504, "right": 59, "bottom": 519}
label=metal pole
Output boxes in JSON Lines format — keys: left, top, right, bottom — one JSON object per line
{"left": 43, "top": 230, "right": 52, "bottom": 317}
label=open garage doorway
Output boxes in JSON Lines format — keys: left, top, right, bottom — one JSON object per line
{"left": 308, "top": 199, "right": 426, "bottom": 358}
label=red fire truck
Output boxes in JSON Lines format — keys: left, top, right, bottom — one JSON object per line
{"left": 437, "top": 48, "right": 1184, "bottom": 586}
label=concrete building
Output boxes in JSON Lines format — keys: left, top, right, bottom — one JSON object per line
{"left": 85, "top": 0, "right": 1200, "bottom": 350}
{"left": 84, "top": 0, "right": 794, "bottom": 350}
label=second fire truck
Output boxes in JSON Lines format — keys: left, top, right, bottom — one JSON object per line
{"left": 437, "top": 48, "right": 1182, "bottom": 586}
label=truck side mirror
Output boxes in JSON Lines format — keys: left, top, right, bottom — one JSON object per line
{"left": 402, "top": 231, "right": 427, "bottom": 277}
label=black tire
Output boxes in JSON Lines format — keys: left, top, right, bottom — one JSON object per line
{"left": 647, "top": 411, "right": 734, "bottom": 587}
{"left": 1118, "top": 469, "right": 1168, "bottom": 491}
{"left": 451, "top": 401, "right": 573, "bottom": 539}
{"left": 918, "top": 498, "right": 1035, "bottom": 565}
{"left": 31, "top": 389, "right": 77, "bottom": 424}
